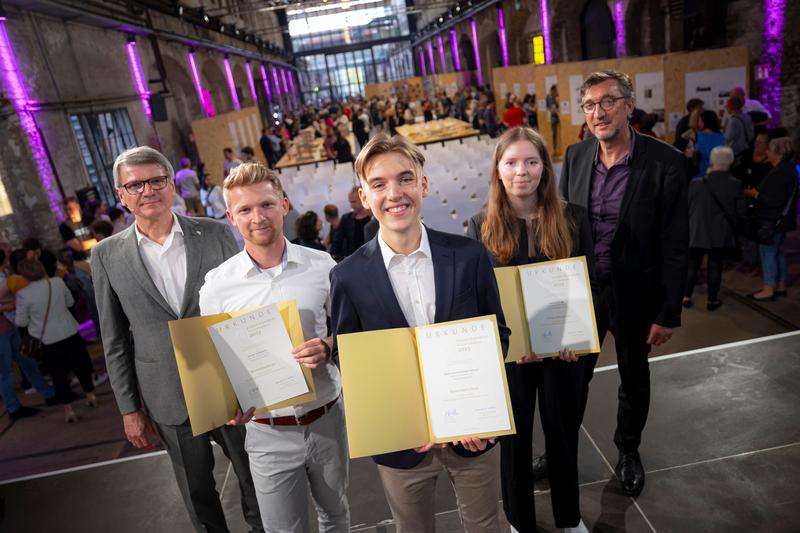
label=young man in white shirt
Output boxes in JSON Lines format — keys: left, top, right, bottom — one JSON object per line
{"left": 199, "top": 162, "right": 349, "bottom": 533}
{"left": 330, "top": 134, "right": 510, "bottom": 533}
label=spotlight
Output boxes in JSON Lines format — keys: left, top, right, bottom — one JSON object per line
{"left": 438, "top": 17, "right": 443, "bottom": 23}
{"left": 176, "top": 3, "right": 183, "bottom": 16}
{"left": 220, "top": 24, "right": 225, "bottom": 32}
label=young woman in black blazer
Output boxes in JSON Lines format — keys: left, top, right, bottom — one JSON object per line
{"left": 468, "top": 127, "right": 595, "bottom": 533}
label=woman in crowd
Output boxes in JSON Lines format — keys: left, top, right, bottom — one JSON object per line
{"left": 333, "top": 130, "right": 354, "bottom": 164}
{"left": 291, "top": 211, "right": 326, "bottom": 251}
{"left": 323, "top": 126, "right": 338, "bottom": 161}
{"left": 684, "top": 146, "right": 746, "bottom": 310}
{"left": 690, "top": 110, "right": 726, "bottom": 178}
{"left": 739, "top": 129, "right": 773, "bottom": 190}
{"left": 744, "top": 137, "right": 798, "bottom": 300}
{"left": 14, "top": 258, "right": 96, "bottom": 423}
{"left": 467, "top": 126, "right": 592, "bottom": 533}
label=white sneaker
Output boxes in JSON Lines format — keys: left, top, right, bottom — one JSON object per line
{"left": 564, "top": 519, "right": 589, "bottom": 533}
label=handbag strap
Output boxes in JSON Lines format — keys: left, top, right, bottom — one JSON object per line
{"left": 701, "top": 178, "right": 738, "bottom": 233}
{"left": 40, "top": 278, "right": 52, "bottom": 341}
{"left": 779, "top": 177, "right": 798, "bottom": 218}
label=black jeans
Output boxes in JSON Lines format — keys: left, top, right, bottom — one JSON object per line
{"left": 42, "top": 332, "right": 94, "bottom": 404}
{"left": 686, "top": 248, "right": 724, "bottom": 301}
{"left": 579, "top": 283, "right": 652, "bottom": 454}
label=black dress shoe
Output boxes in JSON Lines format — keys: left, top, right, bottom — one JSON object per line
{"left": 9, "top": 406, "right": 40, "bottom": 420}
{"left": 615, "top": 451, "right": 645, "bottom": 497}
{"left": 532, "top": 454, "right": 548, "bottom": 481}
{"left": 706, "top": 300, "right": 723, "bottom": 311}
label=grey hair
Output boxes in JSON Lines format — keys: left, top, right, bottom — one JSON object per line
{"left": 113, "top": 146, "right": 175, "bottom": 187}
{"left": 580, "top": 70, "right": 635, "bottom": 101}
{"left": 709, "top": 145, "right": 735, "bottom": 172}
{"left": 768, "top": 137, "right": 794, "bottom": 162}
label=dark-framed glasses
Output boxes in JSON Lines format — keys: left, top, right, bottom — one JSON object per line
{"left": 580, "top": 96, "right": 626, "bottom": 114}
{"left": 120, "top": 176, "right": 170, "bottom": 195}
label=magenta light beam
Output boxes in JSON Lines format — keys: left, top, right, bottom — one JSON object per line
{"left": 280, "top": 68, "right": 290, "bottom": 110}
{"left": 470, "top": 18, "right": 483, "bottom": 86}
{"left": 245, "top": 62, "right": 258, "bottom": 104}
{"left": 223, "top": 56, "right": 240, "bottom": 111}
{"left": 497, "top": 6, "right": 508, "bottom": 68}
{"left": 288, "top": 71, "right": 298, "bottom": 109}
{"left": 613, "top": 0, "right": 625, "bottom": 57}
{"left": 187, "top": 51, "right": 212, "bottom": 117}
{"left": 0, "top": 20, "right": 64, "bottom": 220}
{"left": 761, "top": 0, "right": 785, "bottom": 127}
{"left": 437, "top": 34, "right": 447, "bottom": 73}
{"left": 126, "top": 40, "right": 152, "bottom": 119}
{"left": 260, "top": 63, "right": 273, "bottom": 109}
{"left": 427, "top": 40, "right": 436, "bottom": 75}
{"left": 450, "top": 30, "right": 461, "bottom": 72}
{"left": 419, "top": 47, "right": 427, "bottom": 76}
{"left": 539, "top": 0, "right": 552, "bottom": 64}
{"left": 272, "top": 65, "right": 281, "bottom": 104}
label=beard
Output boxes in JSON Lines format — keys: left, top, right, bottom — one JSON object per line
{"left": 245, "top": 224, "right": 280, "bottom": 246}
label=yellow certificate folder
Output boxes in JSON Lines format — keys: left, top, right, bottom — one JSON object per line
{"left": 168, "top": 300, "right": 316, "bottom": 436}
{"left": 337, "top": 315, "right": 516, "bottom": 459}
{"left": 494, "top": 256, "right": 600, "bottom": 361}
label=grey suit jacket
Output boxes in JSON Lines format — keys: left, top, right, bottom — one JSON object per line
{"left": 92, "top": 215, "right": 238, "bottom": 425}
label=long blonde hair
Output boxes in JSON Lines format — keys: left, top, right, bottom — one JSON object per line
{"left": 481, "top": 127, "right": 573, "bottom": 264}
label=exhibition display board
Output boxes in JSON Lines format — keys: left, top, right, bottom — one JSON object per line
{"left": 191, "top": 106, "right": 266, "bottom": 179}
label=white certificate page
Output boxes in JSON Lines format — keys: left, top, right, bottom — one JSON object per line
{"left": 519, "top": 257, "right": 599, "bottom": 355}
{"left": 415, "top": 318, "right": 511, "bottom": 440}
{"left": 208, "top": 304, "right": 308, "bottom": 409}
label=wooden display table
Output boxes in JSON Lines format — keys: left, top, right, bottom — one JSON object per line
{"left": 276, "top": 133, "right": 355, "bottom": 169}
{"left": 395, "top": 118, "right": 479, "bottom": 145}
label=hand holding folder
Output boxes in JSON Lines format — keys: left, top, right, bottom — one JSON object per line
{"left": 337, "top": 315, "right": 516, "bottom": 459}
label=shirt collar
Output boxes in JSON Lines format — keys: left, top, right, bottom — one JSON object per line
{"left": 593, "top": 126, "right": 637, "bottom": 168}
{"left": 377, "top": 224, "right": 432, "bottom": 270}
{"left": 134, "top": 213, "right": 183, "bottom": 245}
{"left": 243, "top": 238, "right": 295, "bottom": 276}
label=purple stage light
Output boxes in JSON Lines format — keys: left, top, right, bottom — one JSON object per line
{"left": 0, "top": 19, "right": 64, "bottom": 220}
{"left": 613, "top": 0, "right": 625, "bottom": 57}
{"left": 761, "top": 0, "right": 785, "bottom": 127}
{"left": 539, "top": 0, "right": 552, "bottom": 64}
{"left": 497, "top": 6, "right": 508, "bottom": 68}
{"left": 271, "top": 65, "right": 281, "bottom": 100}
{"left": 470, "top": 18, "right": 483, "bottom": 86}
{"left": 246, "top": 62, "right": 258, "bottom": 104}
{"left": 427, "top": 40, "right": 436, "bottom": 75}
{"left": 260, "top": 63, "right": 273, "bottom": 109}
{"left": 419, "top": 47, "right": 427, "bottom": 76}
{"left": 223, "top": 56, "right": 240, "bottom": 111}
{"left": 438, "top": 34, "right": 447, "bottom": 74}
{"left": 450, "top": 30, "right": 461, "bottom": 72}
{"left": 280, "top": 68, "right": 290, "bottom": 110}
{"left": 188, "top": 51, "right": 213, "bottom": 117}
{"left": 126, "top": 40, "right": 152, "bottom": 119}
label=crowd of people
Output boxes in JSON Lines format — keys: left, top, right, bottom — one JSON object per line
{"left": 0, "top": 68, "right": 797, "bottom": 533}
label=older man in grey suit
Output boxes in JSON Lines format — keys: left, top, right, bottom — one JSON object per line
{"left": 92, "top": 147, "right": 263, "bottom": 532}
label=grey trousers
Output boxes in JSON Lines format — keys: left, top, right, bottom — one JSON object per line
{"left": 155, "top": 420, "right": 263, "bottom": 533}
{"left": 245, "top": 399, "right": 350, "bottom": 533}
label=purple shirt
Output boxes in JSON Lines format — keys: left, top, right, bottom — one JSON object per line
{"left": 589, "top": 129, "right": 636, "bottom": 278}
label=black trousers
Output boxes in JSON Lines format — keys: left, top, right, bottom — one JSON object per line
{"left": 579, "top": 283, "right": 652, "bottom": 453}
{"left": 42, "top": 332, "right": 94, "bottom": 404}
{"left": 155, "top": 421, "right": 263, "bottom": 533}
{"left": 501, "top": 358, "right": 584, "bottom": 530}
{"left": 686, "top": 247, "right": 724, "bottom": 301}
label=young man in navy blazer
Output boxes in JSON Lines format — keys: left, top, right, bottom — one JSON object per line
{"left": 330, "top": 133, "right": 511, "bottom": 533}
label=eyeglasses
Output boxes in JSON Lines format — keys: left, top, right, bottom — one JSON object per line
{"left": 120, "top": 176, "right": 170, "bottom": 195}
{"left": 580, "top": 96, "right": 626, "bottom": 114}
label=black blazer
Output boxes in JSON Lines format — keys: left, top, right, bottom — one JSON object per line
{"left": 754, "top": 161, "right": 798, "bottom": 233}
{"left": 330, "top": 227, "right": 511, "bottom": 469}
{"left": 330, "top": 211, "right": 372, "bottom": 260}
{"left": 688, "top": 172, "right": 746, "bottom": 249}
{"left": 559, "top": 133, "right": 689, "bottom": 329}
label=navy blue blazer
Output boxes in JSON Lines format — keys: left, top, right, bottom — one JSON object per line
{"left": 330, "top": 227, "right": 511, "bottom": 469}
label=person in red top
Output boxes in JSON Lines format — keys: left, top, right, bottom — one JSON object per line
{"left": 503, "top": 99, "right": 526, "bottom": 129}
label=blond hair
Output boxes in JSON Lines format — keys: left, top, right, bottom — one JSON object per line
{"left": 354, "top": 133, "right": 425, "bottom": 183}
{"left": 223, "top": 162, "right": 284, "bottom": 207}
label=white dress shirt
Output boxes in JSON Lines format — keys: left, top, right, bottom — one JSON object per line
{"left": 15, "top": 277, "right": 79, "bottom": 344}
{"left": 135, "top": 214, "right": 187, "bottom": 316}
{"left": 199, "top": 239, "right": 341, "bottom": 418}
{"left": 377, "top": 225, "right": 436, "bottom": 327}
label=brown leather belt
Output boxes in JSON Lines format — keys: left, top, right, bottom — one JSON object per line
{"left": 252, "top": 396, "right": 339, "bottom": 427}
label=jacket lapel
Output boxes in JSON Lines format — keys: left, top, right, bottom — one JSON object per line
{"left": 429, "top": 230, "right": 454, "bottom": 324}
{"left": 361, "top": 238, "right": 409, "bottom": 328}
{"left": 121, "top": 225, "right": 176, "bottom": 317}
{"left": 178, "top": 216, "right": 203, "bottom": 318}
{"left": 574, "top": 138, "right": 597, "bottom": 208}
{"left": 614, "top": 134, "right": 648, "bottom": 236}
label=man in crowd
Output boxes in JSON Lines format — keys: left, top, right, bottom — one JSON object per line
{"left": 175, "top": 158, "right": 205, "bottom": 216}
{"left": 330, "top": 134, "right": 509, "bottom": 532}
{"left": 330, "top": 185, "right": 372, "bottom": 261}
{"left": 223, "top": 147, "right": 243, "bottom": 177}
{"left": 559, "top": 70, "right": 688, "bottom": 497}
{"left": 92, "top": 146, "right": 262, "bottom": 532}
{"left": 199, "top": 162, "right": 350, "bottom": 533}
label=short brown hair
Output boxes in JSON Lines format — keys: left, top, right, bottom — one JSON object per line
{"left": 223, "top": 162, "right": 284, "bottom": 207}
{"left": 323, "top": 204, "right": 339, "bottom": 218}
{"left": 580, "top": 70, "right": 634, "bottom": 101}
{"left": 16, "top": 258, "right": 46, "bottom": 282}
{"left": 354, "top": 133, "right": 425, "bottom": 183}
